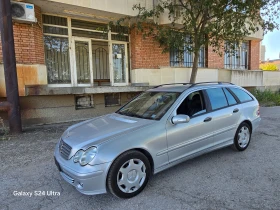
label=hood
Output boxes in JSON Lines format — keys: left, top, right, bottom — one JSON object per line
{"left": 61, "top": 113, "right": 155, "bottom": 149}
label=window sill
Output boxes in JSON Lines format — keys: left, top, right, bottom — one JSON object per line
{"left": 25, "top": 85, "right": 150, "bottom": 96}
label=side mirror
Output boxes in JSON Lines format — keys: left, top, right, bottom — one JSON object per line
{"left": 172, "top": 115, "right": 190, "bottom": 125}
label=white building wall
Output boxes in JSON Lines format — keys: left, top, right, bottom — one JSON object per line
{"left": 131, "top": 68, "right": 280, "bottom": 88}
{"left": 47, "top": 0, "right": 153, "bottom": 16}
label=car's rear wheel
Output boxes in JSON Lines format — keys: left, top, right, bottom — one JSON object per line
{"left": 232, "top": 122, "right": 252, "bottom": 151}
{"left": 107, "top": 150, "right": 151, "bottom": 198}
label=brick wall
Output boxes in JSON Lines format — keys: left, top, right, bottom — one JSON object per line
{"left": 207, "top": 44, "right": 224, "bottom": 69}
{"left": 249, "top": 40, "right": 260, "bottom": 70}
{"left": 0, "top": 5, "right": 44, "bottom": 64}
{"left": 129, "top": 29, "right": 230, "bottom": 70}
{"left": 130, "top": 28, "right": 169, "bottom": 69}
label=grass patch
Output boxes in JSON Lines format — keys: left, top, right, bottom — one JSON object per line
{"left": 251, "top": 89, "right": 280, "bottom": 107}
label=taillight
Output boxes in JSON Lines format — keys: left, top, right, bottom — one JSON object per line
{"left": 257, "top": 105, "right": 260, "bottom": 116}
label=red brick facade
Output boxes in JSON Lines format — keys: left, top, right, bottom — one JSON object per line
{"left": 130, "top": 28, "right": 170, "bottom": 69}
{"left": 207, "top": 44, "right": 225, "bottom": 69}
{"left": 130, "top": 35, "right": 261, "bottom": 70}
{"left": 0, "top": 5, "right": 44, "bottom": 64}
{"left": 249, "top": 40, "right": 260, "bottom": 70}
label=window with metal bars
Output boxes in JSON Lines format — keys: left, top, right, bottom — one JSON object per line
{"left": 44, "top": 36, "right": 71, "bottom": 84}
{"left": 43, "top": 15, "right": 71, "bottom": 84}
{"left": 224, "top": 41, "right": 248, "bottom": 70}
{"left": 92, "top": 41, "right": 109, "bottom": 81}
{"left": 105, "top": 93, "right": 121, "bottom": 107}
{"left": 75, "top": 95, "right": 94, "bottom": 110}
{"left": 111, "top": 25, "right": 129, "bottom": 41}
{"left": 170, "top": 45, "right": 205, "bottom": 67}
{"left": 71, "top": 19, "right": 108, "bottom": 40}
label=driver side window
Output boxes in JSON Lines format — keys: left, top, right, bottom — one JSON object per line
{"left": 177, "top": 91, "right": 206, "bottom": 117}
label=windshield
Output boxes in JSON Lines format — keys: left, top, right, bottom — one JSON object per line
{"left": 116, "top": 91, "right": 180, "bottom": 120}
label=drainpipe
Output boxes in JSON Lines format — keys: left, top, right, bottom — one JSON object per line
{"left": 0, "top": 0, "right": 22, "bottom": 133}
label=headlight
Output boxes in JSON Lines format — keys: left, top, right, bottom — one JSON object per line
{"left": 73, "top": 147, "right": 97, "bottom": 166}
{"left": 73, "top": 150, "right": 84, "bottom": 163}
{"left": 79, "top": 147, "right": 97, "bottom": 166}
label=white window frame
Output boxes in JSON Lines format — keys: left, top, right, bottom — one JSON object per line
{"left": 224, "top": 41, "right": 249, "bottom": 70}
{"left": 42, "top": 14, "right": 130, "bottom": 87}
{"left": 110, "top": 41, "right": 129, "bottom": 86}
{"left": 71, "top": 37, "right": 93, "bottom": 87}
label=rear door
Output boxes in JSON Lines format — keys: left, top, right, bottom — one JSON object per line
{"left": 205, "top": 87, "right": 242, "bottom": 146}
{"left": 227, "top": 87, "right": 259, "bottom": 130}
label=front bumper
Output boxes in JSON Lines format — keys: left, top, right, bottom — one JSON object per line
{"left": 54, "top": 145, "right": 111, "bottom": 195}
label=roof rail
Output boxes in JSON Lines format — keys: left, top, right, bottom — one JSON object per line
{"left": 152, "top": 82, "right": 234, "bottom": 89}
{"left": 153, "top": 83, "right": 192, "bottom": 89}
{"left": 188, "top": 81, "right": 234, "bottom": 88}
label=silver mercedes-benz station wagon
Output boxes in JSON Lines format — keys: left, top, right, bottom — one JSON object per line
{"left": 54, "top": 82, "right": 261, "bottom": 198}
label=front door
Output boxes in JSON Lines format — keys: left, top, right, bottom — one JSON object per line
{"left": 111, "top": 43, "right": 128, "bottom": 86}
{"left": 73, "top": 38, "right": 93, "bottom": 86}
{"left": 166, "top": 90, "right": 215, "bottom": 164}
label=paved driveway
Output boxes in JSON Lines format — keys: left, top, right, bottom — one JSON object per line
{"left": 0, "top": 107, "right": 279, "bottom": 210}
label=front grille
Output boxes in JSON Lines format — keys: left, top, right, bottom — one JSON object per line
{"left": 59, "top": 139, "right": 72, "bottom": 160}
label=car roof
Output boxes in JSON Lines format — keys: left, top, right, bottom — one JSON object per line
{"left": 148, "top": 82, "right": 237, "bottom": 93}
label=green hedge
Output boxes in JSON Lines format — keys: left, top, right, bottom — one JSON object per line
{"left": 251, "top": 89, "right": 280, "bottom": 107}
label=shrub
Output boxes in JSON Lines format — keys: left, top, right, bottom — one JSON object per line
{"left": 259, "top": 63, "right": 278, "bottom": 71}
{"left": 251, "top": 89, "right": 280, "bottom": 106}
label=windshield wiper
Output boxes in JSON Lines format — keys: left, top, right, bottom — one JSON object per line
{"left": 117, "top": 111, "right": 130, "bottom": 117}
{"left": 117, "top": 111, "right": 154, "bottom": 120}
{"left": 117, "top": 112, "right": 146, "bottom": 119}
{"left": 126, "top": 113, "right": 144, "bottom": 119}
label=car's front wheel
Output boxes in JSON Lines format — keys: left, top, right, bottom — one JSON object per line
{"left": 232, "top": 122, "right": 252, "bottom": 151}
{"left": 107, "top": 150, "right": 151, "bottom": 198}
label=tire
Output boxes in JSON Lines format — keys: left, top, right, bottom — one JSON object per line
{"left": 107, "top": 150, "right": 151, "bottom": 198}
{"left": 232, "top": 122, "right": 252, "bottom": 151}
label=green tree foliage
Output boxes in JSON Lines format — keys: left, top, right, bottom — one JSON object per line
{"left": 110, "top": 0, "right": 280, "bottom": 83}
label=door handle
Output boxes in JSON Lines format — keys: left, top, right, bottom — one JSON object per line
{"left": 233, "top": 108, "right": 239, "bottom": 113}
{"left": 204, "top": 117, "right": 212, "bottom": 122}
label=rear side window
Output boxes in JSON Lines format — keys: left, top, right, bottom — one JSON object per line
{"left": 223, "top": 88, "right": 237, "bottom": 105}
{"left": 229, "top": 88, "right": 253, "bottom": 103}
{"left": 206, "top": 88, "right": 228, "bottom": 110}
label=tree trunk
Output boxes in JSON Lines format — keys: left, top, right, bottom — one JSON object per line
{"left": 190, "top": 50, "right": 199, "bottom": 83}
